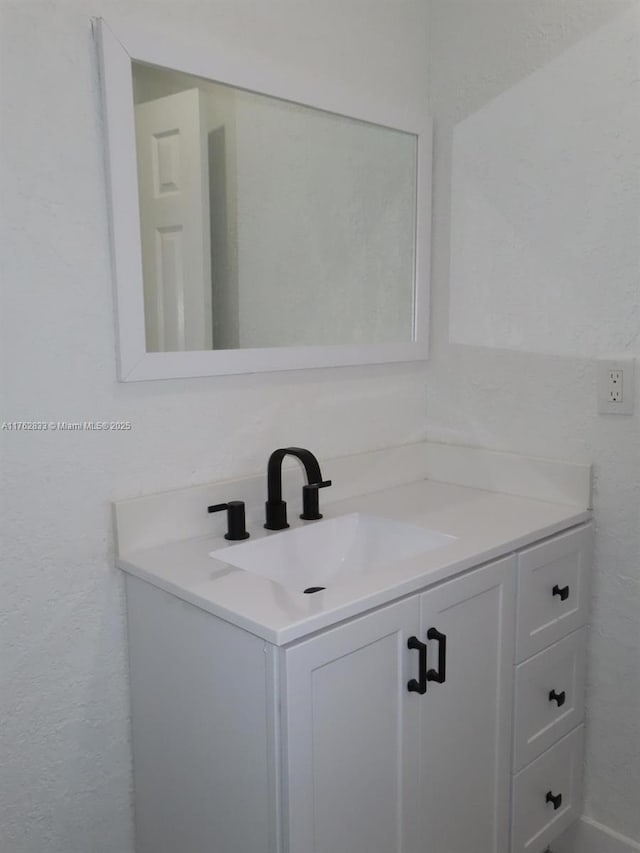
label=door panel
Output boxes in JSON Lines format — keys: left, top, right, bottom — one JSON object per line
{"left": 135, "top": 88, "right": 212, "bottom": 352}
{"left": 282, "top": 597, "right": 421, "bottom": 853}
{"left": 419, "top": 557, "right": 516, "bottom": 853}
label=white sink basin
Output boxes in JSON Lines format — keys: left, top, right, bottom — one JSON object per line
{"left": 209, "top": 512, "right": 456, "bottom": 592}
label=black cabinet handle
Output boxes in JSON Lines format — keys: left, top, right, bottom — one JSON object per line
{"left": 426, "top": 627, "right": 447, "bottom": 684}
{"left": 407, "top": 636, "right": 427, "bottom": 694}
{"left": 552, "top": 584, "right": 570, "bottom": 601}
{"left": 546, "top": 791, "right": 563, "bottom": 810}
{"left": 549, "top": 689, "right": 566, "bottom": 707}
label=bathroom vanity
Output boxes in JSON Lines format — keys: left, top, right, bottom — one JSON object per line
{"left": 115, "top": 442, "right": 592, "bottom": 853}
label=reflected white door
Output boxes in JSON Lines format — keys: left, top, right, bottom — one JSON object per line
{"left": 135, "top": 88, "right": 212, "bottom": 352}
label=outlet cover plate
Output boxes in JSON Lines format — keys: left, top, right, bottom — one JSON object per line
{"left": 597, "top": 358, "right": 635, "bottom": 415}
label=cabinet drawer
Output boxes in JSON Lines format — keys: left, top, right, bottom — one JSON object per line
{"left": 516, "top": 525, "right": 591, "bottom": 662}
{"left": 511, "top": 726, "right": 584, "bottom": 853}
{"left": 513, "top": 628, "right": 586, "bottom": 771}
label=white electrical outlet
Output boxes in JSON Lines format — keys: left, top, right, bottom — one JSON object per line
{"left": 597, "top": 359, "right": 635, "bottom": 414}
{"left": 608, "top": 370, "right": 622, "bottom": 402}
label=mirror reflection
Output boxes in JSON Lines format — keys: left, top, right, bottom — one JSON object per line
{"left": 132, "top": 62, "right": 418, "bottom": 353}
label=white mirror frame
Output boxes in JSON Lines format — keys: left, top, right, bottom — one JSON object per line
{"left": 96, "top": 18, "right": 432, "bottom": 381}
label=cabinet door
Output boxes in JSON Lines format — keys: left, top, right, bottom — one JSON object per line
{"left": 282, "top": 596, "right": 421, "bottom": 853}
{"left": 418, "top": 557, "right": 516, "bottom": 853}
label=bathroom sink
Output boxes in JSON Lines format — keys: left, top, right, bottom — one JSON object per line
{"left": 209, "top": 512, "right": 456, "bottom": 592}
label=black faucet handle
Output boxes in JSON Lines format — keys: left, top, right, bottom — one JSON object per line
{"left": 300, "top": 480, "right": 332, "bottom": 521}
{"left": 208, "top": 500, "right": 250, "bottom": 541}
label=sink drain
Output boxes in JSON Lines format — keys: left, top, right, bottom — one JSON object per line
{"left": 303, "top": 586, "right": 326, "bottom": 594}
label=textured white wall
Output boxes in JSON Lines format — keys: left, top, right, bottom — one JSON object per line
{"left": 426, "top": 0, "right": 640, "bottom": 842}
{"left": 0, "top": 2, "right": 429, "bottom": 851}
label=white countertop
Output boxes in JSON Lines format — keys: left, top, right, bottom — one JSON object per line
{"left": 117, "top": 477, "right": 590, "bottom": 645}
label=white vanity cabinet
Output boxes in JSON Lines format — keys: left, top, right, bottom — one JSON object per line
{"left": 124, "top": 523, "right": 591, "bottom": 853}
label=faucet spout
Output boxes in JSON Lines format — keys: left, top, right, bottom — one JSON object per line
{"left": 265, "top": 447, "right": 331, "bottom": 530}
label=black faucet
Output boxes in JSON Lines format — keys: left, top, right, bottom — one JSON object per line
{"left": 264, "top": 447, "right": 332, "bottom": 530}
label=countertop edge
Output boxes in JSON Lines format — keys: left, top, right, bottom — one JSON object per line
{"left": 117, "top": 506, "right": 591, "bottom": 646}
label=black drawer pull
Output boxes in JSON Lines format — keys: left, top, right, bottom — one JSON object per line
{"left": 407, "top": 636, "right": 427, "bottom": 694}
{"left": 426, "top": 627, "right": 447, "bottom": 684}
{"left": 549, "top": 689, "right": 566, "bottom": 707}
{"left": 552, "top": 584, "right": 570, "bottom": 601}
{"left": 546, "top": 791, "right": 563, "bottom": 810}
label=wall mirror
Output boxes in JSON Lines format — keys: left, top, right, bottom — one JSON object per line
{"left": 97, "top": 19, "right": 432, "bottom": 380}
